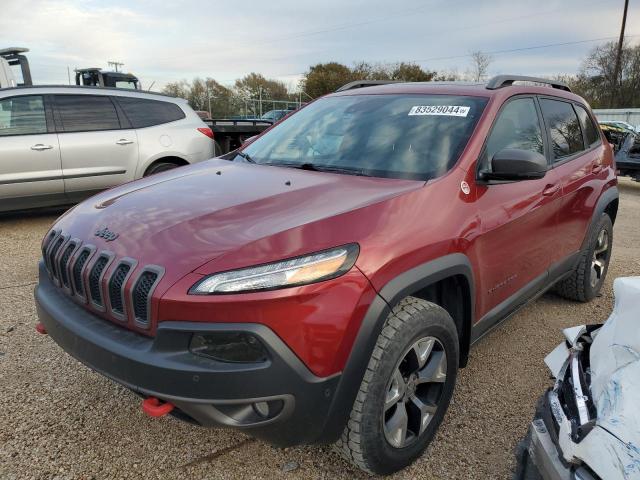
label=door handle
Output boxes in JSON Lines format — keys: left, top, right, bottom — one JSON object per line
{"left": 116, "top": 139, "right": 134, "bottom": 145}
{"left": 542, "top": 183, "right": 560, "bottom": 196}
{"left": 31, "top": 144, "right": 53, "bottom": 151}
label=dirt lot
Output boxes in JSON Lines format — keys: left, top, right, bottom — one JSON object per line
{"left": 1, "top": 178, "right": 639, "bottom": 480}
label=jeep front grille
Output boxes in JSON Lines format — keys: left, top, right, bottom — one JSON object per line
{"left": 41, "top": 230, "right": 163, "bottom": 331}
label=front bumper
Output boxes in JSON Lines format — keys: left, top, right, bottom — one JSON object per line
{"left": 35, "top": 265, "right": 340, "bottom": 447}
{"left": 523, "top": 395, "right": 599, "bottom": 480}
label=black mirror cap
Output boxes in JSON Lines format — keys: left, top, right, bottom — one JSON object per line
{"left": 484, "top": 148, "right": 548, "bottom": 181}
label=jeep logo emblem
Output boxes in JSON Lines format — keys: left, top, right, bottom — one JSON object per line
{"left": 95, "top": 226, "right": 119, "bottom": 242}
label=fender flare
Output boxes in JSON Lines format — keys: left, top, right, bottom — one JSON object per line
{"left": 316, "top": 253, "right": 475, "bottom": 444}
{"left": 580, "top": 185, "right": 619, "bottom": 251}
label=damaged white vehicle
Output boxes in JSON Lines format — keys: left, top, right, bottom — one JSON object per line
{"left": 517, "top": 277, "right": 640, "bottom": 480}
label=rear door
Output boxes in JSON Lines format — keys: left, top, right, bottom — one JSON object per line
{"left": 0, "top": 94, "right": 64, "bottom": 209}
{"left": 473, "top": 96, "right": 562, "bottom": 320}
{"left": 538, "top": 98, "right": 603, "bottom": 264}
{"left": 53, "top": 94, "right": 138, "bottom": 198}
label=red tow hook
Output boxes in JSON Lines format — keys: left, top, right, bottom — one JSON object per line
{"left": 142, "top": 397, "right": 175, "bottom": 418}
{"left": 35, "top": 322, "right": 47, "bottom": 334}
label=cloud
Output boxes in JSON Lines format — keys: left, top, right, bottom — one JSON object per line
{"left": 0, "top": 0, "right": 637, "bottom": 91}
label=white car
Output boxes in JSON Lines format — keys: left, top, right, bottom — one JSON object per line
{"left": 0, "top": 86, "right": 214, "bottom": 212}
{"left": 518, "top": 277, "right": 640, "bottom": 480}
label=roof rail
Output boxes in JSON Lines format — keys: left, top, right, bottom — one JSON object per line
{"left": 336, "top": 80, "right": 402, "bottom": 92}
{"left": 486, "top": 75, "right": 571, "bottom": 92}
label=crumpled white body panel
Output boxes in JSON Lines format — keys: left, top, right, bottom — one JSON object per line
{"left": 544, "top": 277, "right": 640, "bottom": 480}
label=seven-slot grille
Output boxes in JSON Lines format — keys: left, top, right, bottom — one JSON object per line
{"left": 42, "top": 230, "right": 162, "bottom": 329}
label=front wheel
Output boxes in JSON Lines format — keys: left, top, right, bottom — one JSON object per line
{"left": 335, "top": 297, "right": 459, "bottom": 475}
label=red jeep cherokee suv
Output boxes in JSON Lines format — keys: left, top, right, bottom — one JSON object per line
{"left": 35, "top": 76, "right": 618, "bottom": 475}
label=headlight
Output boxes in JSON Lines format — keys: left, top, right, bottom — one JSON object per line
{"left": 189, "top": 244, "right": 359, "bottom": 294}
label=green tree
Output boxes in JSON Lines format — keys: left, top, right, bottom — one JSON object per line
{"left": 389, "top": 62, "right": 436, "bottom": 82}
{"left": 569, "top": 41, "right": 640, "bottom": 108}
{"left": 234, "top": 73, "right": 289, "bottom": 101}
{"left": 300, "top": 62, "right": 356, "bottom": 98}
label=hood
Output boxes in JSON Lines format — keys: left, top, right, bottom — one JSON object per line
{"left": 53, "top": 159, "right": 422, "bottom": 286}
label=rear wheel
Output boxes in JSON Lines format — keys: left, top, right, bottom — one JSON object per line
{"left": 144, "top": 161, "right": 182, "bottom": 177}
{"left": 554, "top": 213, "right": 613, "bottom": 302}
{"left": 335, "top": 297, "right": 459, "bottom": 475}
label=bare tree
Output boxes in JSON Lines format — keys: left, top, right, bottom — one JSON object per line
{"left": 469, "top": 51, "right": 493, "bottom": 82}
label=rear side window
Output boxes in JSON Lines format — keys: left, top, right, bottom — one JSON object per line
{"left": 539, "top": 99, "right": 584, "bottom": 160}
{"left": 55, "top": 95, "right": 120, "bottom": 132}
{"left": 483, "top": 97, "right": 544, "bottom": 170}
{"left": 0, "top": 95, "right": 47, "bottom": 136}
{"left": 115, "top": 97, "right": 185, "bottom": 128}
{"left": 575, "top": 105, "right": 601, "bottom": 147}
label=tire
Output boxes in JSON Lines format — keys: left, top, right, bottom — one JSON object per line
{"left": 144, "top": 161, "right": 181, "bottom": 177}
{"left": 554, "top": 213, "right": 613, "bottom": 302}
{"left": 335, "top": 297, "right": 459, "bottom": 475}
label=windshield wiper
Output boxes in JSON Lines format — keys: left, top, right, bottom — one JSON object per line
{"left": 262, "top": 162, "right": 369, "bottom": 176}
{"left": 235, "top": 151, "right": 256, "bottom": 163}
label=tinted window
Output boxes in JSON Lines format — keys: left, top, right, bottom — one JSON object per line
{"left": 239, "top": 94, "right": 488, "bottom": 181}
{"left": 116, "top": 97, "right": 185, "bottom": 128}
{"left": 540, "top": 99, "right": 584, "bottom": 160}
{"left": 575, "top": 105, "right": 600, "bottom": 147}
{"left": 483, "top": 97, "right": 544, "bottom": 170}
{"left": 0, "top": 95, "right": 47, "bottom": 136}
{"left": 55, "top": 95, "right": 120, "bottom": 132}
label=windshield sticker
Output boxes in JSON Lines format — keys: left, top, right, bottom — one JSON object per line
{"left": 408, "top": 105, "right": 470, "bottom": 117}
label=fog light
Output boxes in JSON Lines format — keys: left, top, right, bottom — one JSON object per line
{"left": 189, "top": 332, "right": 268, "bottom": 363}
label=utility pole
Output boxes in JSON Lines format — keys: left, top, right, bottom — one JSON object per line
{"left": 67, "top": 66, "right": 71, "bottom": 85}
{"left": 107, "top": 61, "right": 124, "bottom": 72}
{"left": 611, "top": 0, "right": 629, "bottom": 107}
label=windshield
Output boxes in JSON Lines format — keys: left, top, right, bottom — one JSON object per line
{"left": 239, "top": 94, "right": 487, "bottom": 180}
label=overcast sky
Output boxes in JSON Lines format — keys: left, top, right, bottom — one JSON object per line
{"left": 1, "top": 0, "right": 638, "bottom": 92}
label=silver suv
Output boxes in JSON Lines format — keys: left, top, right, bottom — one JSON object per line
{"left": 0, "top": 86, "right": 214, "bottom": 212}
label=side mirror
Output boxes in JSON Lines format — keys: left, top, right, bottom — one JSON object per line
{"left": 483, "top": 148, "right": 547, "bottom": 181}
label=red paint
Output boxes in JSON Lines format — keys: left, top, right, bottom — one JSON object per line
{"left": 45, "top": 83, "right": 616, "bottom": 377}
{"left": 142, "top": 397, "right": 175, "bottom": 417}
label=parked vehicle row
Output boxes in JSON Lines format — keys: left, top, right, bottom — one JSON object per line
{"left": 33, "top": 75, "right": 618, "bottom": 475}
{"left": 0, "top": 86, "right": 214, "bottom": 212}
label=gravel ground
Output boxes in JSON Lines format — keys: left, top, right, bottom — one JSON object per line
{"left": 1, "top": 179, "right": 639, "bottom": 480}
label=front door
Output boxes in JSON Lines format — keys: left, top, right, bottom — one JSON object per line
{"left": 472, "top": 96, "right": 562, "bottom": 323}
{"left": 53, "top": 94, "right": 138, "bottom": 198}
{"left": 0, "top": 94, "right": 64, "bottom": 210}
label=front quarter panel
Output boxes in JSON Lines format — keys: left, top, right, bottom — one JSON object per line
{"left": 159, "top": 268, "right": 377, "bottom": 378}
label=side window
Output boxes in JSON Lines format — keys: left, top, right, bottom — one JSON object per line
{"left": 483, "top": 97, "right": 544, "bottom": 169}
{"left": 539, "top": 99, "right": 584, "bottom": 160}
{"left": 575, "top": 105, "right": 601, "bottom": 148}
{"left": 115, "top": 97, "right": 185, "bottom": 128}
{"left": 0, "top": 95, "right": 47, "bottom": 136}
{"left": 55, "top": 95, "right": 120, "bottom": 132}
